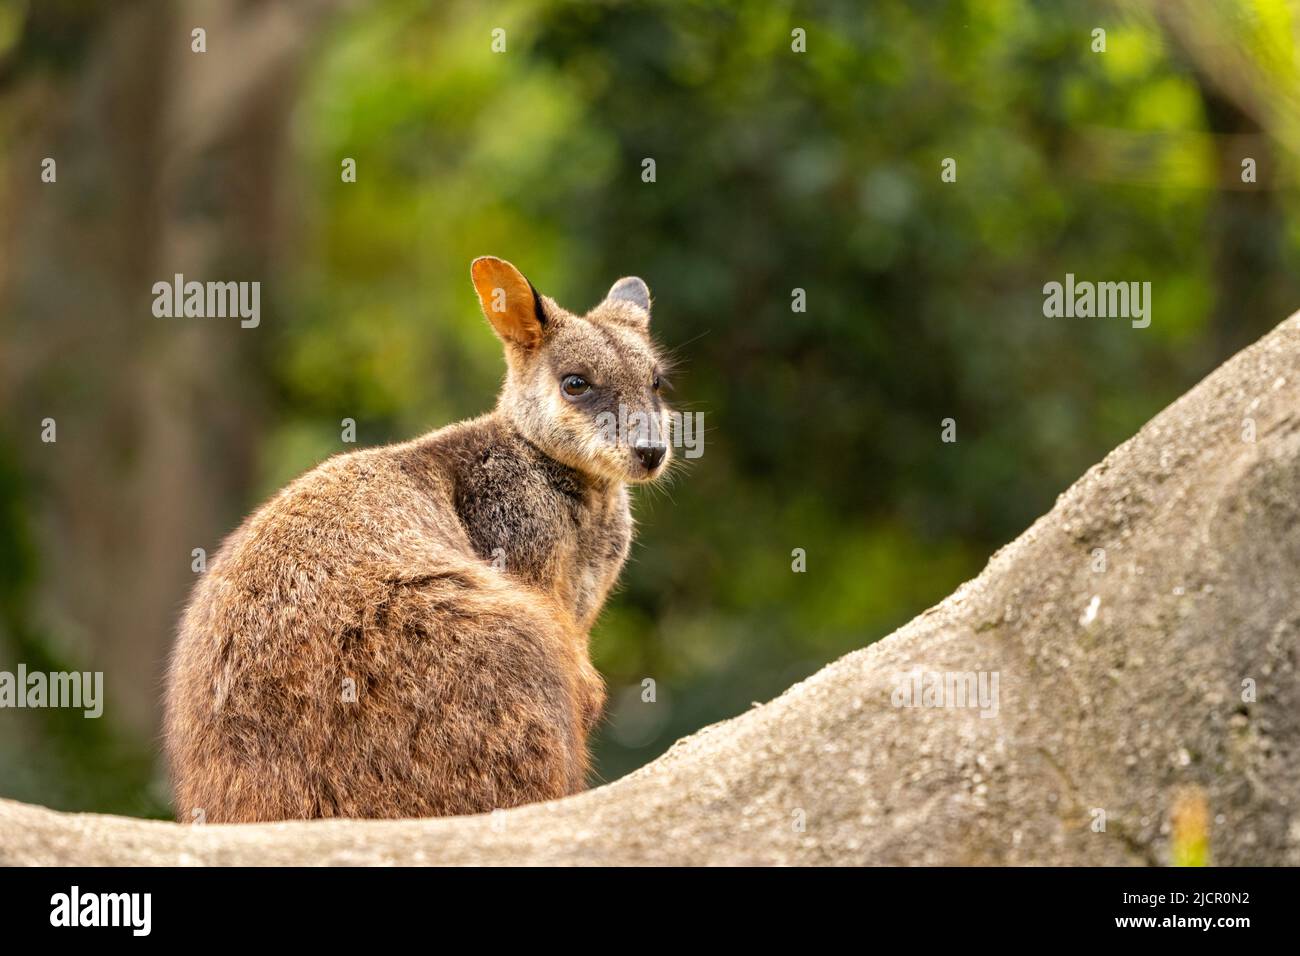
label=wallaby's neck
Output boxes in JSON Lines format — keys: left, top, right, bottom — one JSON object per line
{"left": 456, "top": 411, "right": 632, "bottom": 628}
{"left": 493, "top": 412, "right": 624, "bottom": 503}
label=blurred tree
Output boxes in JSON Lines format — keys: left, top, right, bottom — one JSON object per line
{"left": 0, "top": 0, "right": 355, "bottom": 814}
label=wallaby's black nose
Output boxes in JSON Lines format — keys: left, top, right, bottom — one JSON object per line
{"left": 636, "top": 443, "right": 667, "bottom": 470}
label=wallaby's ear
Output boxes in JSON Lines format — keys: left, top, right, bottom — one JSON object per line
{"left": 471, "top": 256, "right": 546, "bottom": 350}
{"left": 603, "top": 276, "right": 651, "bottom": 328}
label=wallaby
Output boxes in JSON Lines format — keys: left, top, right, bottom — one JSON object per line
{"left": 163, "top": 257, "right": 672, "bottom": 823}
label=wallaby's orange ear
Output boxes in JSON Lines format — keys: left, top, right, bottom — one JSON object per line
{"left": 471, "top": 256, "right": 545, "bottom": 349}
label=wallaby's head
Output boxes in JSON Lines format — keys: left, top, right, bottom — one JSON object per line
{"left": 471, "top": 256, "right": 672, "bottom": 485}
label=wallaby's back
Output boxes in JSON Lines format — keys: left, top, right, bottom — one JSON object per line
{"left": 164, "top": 424, "right": 598, "bottom": 822}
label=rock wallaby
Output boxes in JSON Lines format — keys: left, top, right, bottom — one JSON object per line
{"left": 163, "top": 257, "right": 673, "bottom": 823}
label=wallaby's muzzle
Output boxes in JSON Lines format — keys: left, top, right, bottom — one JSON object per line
{"left": 635, "top": 442, "right": 667, "bottom": 472}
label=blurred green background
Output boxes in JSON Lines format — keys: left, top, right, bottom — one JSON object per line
{"left": 1, "top": 0, "right": 1298, "bottom": 817}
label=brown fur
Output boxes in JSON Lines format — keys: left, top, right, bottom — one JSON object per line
{"left": 163, "top": 257, "right": 672, "bottom": 822}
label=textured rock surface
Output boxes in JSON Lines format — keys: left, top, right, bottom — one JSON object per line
{"left": 3, "top": 313, "right": 1298, "bottom": 865}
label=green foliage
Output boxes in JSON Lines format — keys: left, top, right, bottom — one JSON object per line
{"left": 0, "top": 441, "right": 167, "bottom": 817}
{"left": 271, "top": 0, "right": 1300, "bottom": 781}
{"left": 3, "top": 0, "right": 1299, "bottom": 807}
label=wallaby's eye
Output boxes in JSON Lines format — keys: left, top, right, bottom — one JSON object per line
{"left": 651, "top": 373, "right": 661, "bottom": 392}
{"left": 561, "top": 374, "right": 591, "bottom": 398}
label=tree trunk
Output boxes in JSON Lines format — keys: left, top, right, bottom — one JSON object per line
{"left": 0, "top": 0, "right": 352, "bottom": 739}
